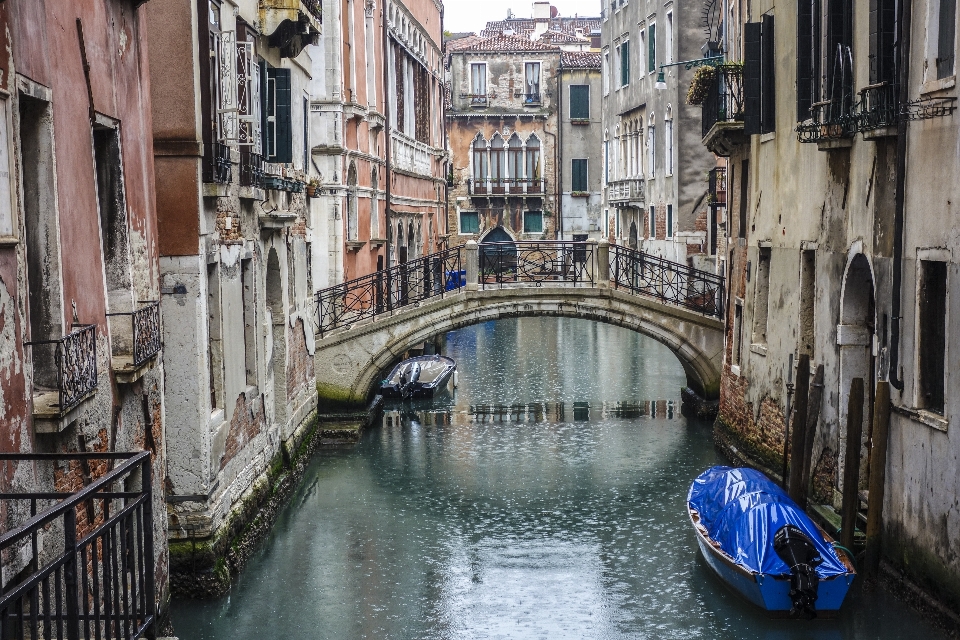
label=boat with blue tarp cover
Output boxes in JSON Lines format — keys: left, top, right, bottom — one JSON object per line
{"left": 688, "top": 466, "right": 856, "bottom": 618}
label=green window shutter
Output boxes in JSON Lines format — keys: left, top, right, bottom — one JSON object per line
{"left": 572, "top": 159, "right": 587, "bottom": 191}
{"left": 743, "top": 22, "right": 762, "bottom": 136}
{"left": 648, "top": 24, "right": 656, "bottom": 73}
{"left": 623, "top": 41, "right": 630, "bottom": 85}
{"left": 570, "top": 85, "right": 589, "bottom": 119}
{"left": 524, "top": 211, "right": 543, "bottom": 233}
{"left": 268, "top": 68, "right": 293, "bottom": 163}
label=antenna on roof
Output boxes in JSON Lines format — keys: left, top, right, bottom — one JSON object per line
{"left": 507, "top": 8, "right": 513, "bottom": 18}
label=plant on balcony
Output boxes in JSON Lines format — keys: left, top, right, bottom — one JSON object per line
{"left": 687, "top": 63, "right": 742, "bottom": 106}
{"left": 306, "top": 177, "right": 321, "bottom": 197}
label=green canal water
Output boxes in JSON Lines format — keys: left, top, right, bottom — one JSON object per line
{"left": 173, "top": 317, "right": 947, "bottom": 639}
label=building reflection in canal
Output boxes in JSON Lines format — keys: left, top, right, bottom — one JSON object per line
{"left": 172, "top": 318, "right": 948, "bottom": 640}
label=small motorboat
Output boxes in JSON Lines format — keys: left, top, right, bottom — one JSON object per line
{"left": 688, "top": 466, "right": 856, "bottom": 618}
{"left": 380, "top": 355, "right": 456, "bottom": 399}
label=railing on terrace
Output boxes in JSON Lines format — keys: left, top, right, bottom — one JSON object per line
{"left": 606, "top": 178, "right": 645, "bottom": 204}
{"left": 469, "top": 179, "right": 546, "bottom": 196}
{"left": 610, "top": 244, "right": 725, "bottom": 319}
{"left": 239, "top": 151, "right": 265, "bottom": 189}
{"left": 106, "top": 301, "right": 162, "bottom": 368}
{"left": 25, "top": 325, "right": 98, "bottom": 414}
{"left": 314, "top": 246, "right": 463, "bottom": 336}
{"left": 203, "top": 141, "right": 232, "bottom": 184}
{"left": 479, "top": 241, "right": 593, "bottom": 288}
{"left": 391, "top": 132, "right": 433, "bottom": 176}
{"left": 0, "top": 451, "right": 155, "bottom": 640}
{"left": 701, "top": 66, "right": 744, "bottom": 138}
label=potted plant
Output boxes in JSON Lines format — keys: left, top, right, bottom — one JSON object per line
{"left": 306, "top": 177, "right": 321, "bottom": 198}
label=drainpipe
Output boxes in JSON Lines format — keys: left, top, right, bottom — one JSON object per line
{"left": 382, "top": 0, "right": 393, "bottom": 268}
{"left": 545, "top": 62, "right": 562, "bottom": 240}
{"left": 441, "top": 3, "right": 449, "bottom": 249}
{"left": 888, "top": 0, "right": 912, "bottom": 391}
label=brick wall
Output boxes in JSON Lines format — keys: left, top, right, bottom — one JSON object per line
{"left": 286, "top": 318, "right": 315, "bottom": 401}
{"left": 221, "top": 391, "right": 267, "bottom": 471}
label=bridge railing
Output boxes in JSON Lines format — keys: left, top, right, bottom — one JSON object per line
{"left": 314, "top": 246, "right": 463, "bottom": 336}
{"left": 610, "top": 244, "right": 725, "bottom": 319}
{"left": 479, "top": 241, "right": 593, "bottom": 289}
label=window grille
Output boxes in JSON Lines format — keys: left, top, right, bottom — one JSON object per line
{"left": 217, "top": 30, "right": 238, "bottom": 142}
{"left": 237, "top": 41, "right": 262, "bottom": 154}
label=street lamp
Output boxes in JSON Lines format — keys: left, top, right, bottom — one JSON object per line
{"left": 654, "top": 55, "right": 724, "bottom": 91}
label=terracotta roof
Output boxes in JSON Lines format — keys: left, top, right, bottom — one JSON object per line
{"left": 445, "top": 34, "right": 483, "bottom": 52}
{"left": 539, "top": 30, "right": 590, "bottom": 44}
{"left": 561, "top": 52, "right": 602, "bottom": 69}
{"left": 480, "top": 17, "right": 601, "bottom": 38}
{"left": 455, "top": 34, "right": 560, "bottom": 52}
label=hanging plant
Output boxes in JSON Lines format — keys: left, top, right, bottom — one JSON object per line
{"left": 686, "top": 65, "right": 718, "bottom": 106}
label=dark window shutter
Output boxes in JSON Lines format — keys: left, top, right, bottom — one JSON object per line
{"left": 648, "top": 24, "right": 656, "bottom": 72}
{"left": 261, "top": 61, "right": 270, "bottom": 156}
{"left": 744, "top": 22, "right": 762, "bottom": 135}
{"left": 798, "top": 0, "right": 813, "bottom": 120}
{"left": 572, "top": 159, "right": 587, "bottom": 191}
{"left": 570, "top": 85, "right": 589, "bottom": 119}
{"left": 268, "top": 68, "right": 293, "bottom": 163}
{"left": 938, "top": 0, "right": 956, "bottom": 79}
{"left": 761, "top": 15, "right": 776, "bottom": 133}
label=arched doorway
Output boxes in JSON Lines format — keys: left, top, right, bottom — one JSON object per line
{"left": 266, "top": 248, "right": 287, "bottom": 425}
{"left": 480, "top": 226, "right": 517, "bottom": 274}
{"left": 838, "top": 253, "right": 875, "bottom": 484}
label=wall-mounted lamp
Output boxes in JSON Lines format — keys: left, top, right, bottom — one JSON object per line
{"left": 654, "top": 54, "right": 725, "bottom": 91}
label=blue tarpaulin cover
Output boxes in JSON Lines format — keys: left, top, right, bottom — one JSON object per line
{"left": 688, "top": 466, "right": 848, "bottom": 577}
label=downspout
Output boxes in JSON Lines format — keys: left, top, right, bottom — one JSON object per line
{"left": 545, "top": 60, "right": 562, "bottom": 240}
{"left": 889, "top": 0, "right": 912, "bottom": 391}
{"left": 382, "top": 0, "right": 393, "bottom": 268}
{"left": 441, "top": 3, "right": 449, "bottom": 248}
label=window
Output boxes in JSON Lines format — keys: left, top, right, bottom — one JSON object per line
{"left": 917, "top": 260, "right": 947, "bottom": 413}
{"left": 241, "top": 258, "right": 257, "bottom": 385}
{"left": 572, "top": 159, "right": 588, "bottom": 192}
{"left": 570, "top": 85, "right": 590, "bottom": 119}
{"left": 490, "top": 135, "right": 505, "bottom": 187}
{"left": 639, "top": 30, "right": 646, "bottom": 75}
{"left": 471, "top": 63, "right": 487, "bottom": 103}
{"left": 620, "top": 40, "right": 631, "bottom": 87}
{"left": 665, "top": 118, "right": 673, "bottom": 175}
{"left": 649, "top": 205, "right": 656, "bottom": 238}
{"left": 371, "top": 167, "right": 380, "bottom": 238}
{"left": 666, "top": 204, "right": 673, "bottom": 238}
{"left": 935, "top": 0, "right": 957, "bottom": 78}
{"left": 346, "top": 162, "right": 358, "bottom": 241}
{"left": 207, "top": 263, "right": 224, "bottom": 411}
{"left": 460, "top": 211, "right": 480, "bottom": 234}
{"left": 738, "top": 159, "right": 749, "bottom": 238}
{"left": 648, "top": 23, "right": 656, "bottom": 73}
{"left": 602, "top": 49, "right": 610, "bottom": 95}
{"left": 526, "top": 135, "right": 541, "bottom": 183}
{"left": 524, "top": 62, "right": 542, "bottom": 102}
{"left": 264, "top": 66, "right": 293, "bottom": 162}
{"left": 799, "top": 249, "right": 816, "bottom": 358}
{"left": 524, "top": 211, "right": 543, "bottom": 233}
{"left": 666, "top": 12, "right": 674, "bottom": 64}
{"left": 472, "top": 134, "right": 488, "bottom": 182}
{"left": 604, "top": 138, "right": 610, "bottom": 183}
{"left": 734, "top": 302, "right": 744, "bottom": 365}
{"left": 752, "top": 247, "right": 771, "bottom": 344}
{"left": 647, "top": 125, "right": 655, "bottom": 176}
{"left": 508, "top": 134, "right": 524, "bottom": 184}
{"left": 744, "top": 17, "right": 776, "bottom": 135}
{"left": 616, "top": 210, "right": 622, "bottom": 238}
{"left": 93, "top": 124, "right": 132, "bottom": 303}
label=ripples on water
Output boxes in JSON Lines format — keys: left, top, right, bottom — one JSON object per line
{"left": 173, "top": 318, "right": 946, "bottom": 640}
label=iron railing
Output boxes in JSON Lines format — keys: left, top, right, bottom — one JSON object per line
{"left": 610, "top": 244, "right": 725, "bottom": 319}
{"left": 479, "top": 241, "right": 593, "bottom": 289}
{"left": 469, "top": 179, "right": 545, "bottom": 196}
{"left": 105, "top": 302, "right": 162, "bottom": 368}
{"left": 204, "top": 141, "right": 231, "bottom": 184}
{"left": 239, "top": 151, "right": 264, "bottom": 189}
{"left": 701, "top": 66, "right": 744, "bottom": 138}
{"left": 25, "top": 325, "right": 98, "bottom": 414}
{"left": 0, "top": 451, "right": 155, "bottom": 640}
{"left": 708, "top": 167, "right": 727, "bottom": 205}
{"left": 314, "top": 246, "right": 463, "bottom": 336}
{"left": 301, "top": 0, "right": 322, "bottom": 23}
{"left": 857, "top": 83, "right": 900, "bottom": 131}
{"left": 514, "top": 92, "right": 542, "bottom": 104}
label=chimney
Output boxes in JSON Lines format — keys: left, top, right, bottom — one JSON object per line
{"left": 532, "top": 1, "right": 550, "bottom": 20}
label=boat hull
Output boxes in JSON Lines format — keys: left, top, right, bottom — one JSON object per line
{"left": 380, "top": 356, "right": 456, "bottom": 399}
{"left": 692, "top": 511, "right": 855, "bottom": 614}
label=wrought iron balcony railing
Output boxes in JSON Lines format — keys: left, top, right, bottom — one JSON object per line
{"left": 479, "top": 241, "right": 594, "bottom": 288}
{"left": 857, "top": 83, "right": 900, "bottom": 132}
{"left": 796, "top": 99, "right": 859, "bottom": 143}
{"left": 239, "top": 151, "right": 265, "bottom": 189}
{"left": 204, "top": 141, "right": 232, "bottom": 184}
{"left": 460, "top": 94, "right": 488, "bottom": 106}
{"left": 106, "top": 301, "right": 162, "bottom": 369}
{"left": 610, "top": 244, "right": 725, "bottom": 319}
{"left": 0, "top": 451, "right": 156, "bottom": 640}
{"left": 26, "top": 325, "right": 98, "bottom": 414}
{"left": 514, "top": 92, "right": 542, "bottom": 104}
{"left": 708, "top": 167, "right": 727, "bottom": 205}
{"left": 314, "top": 246, "right": 463, "bottom": 336}
{"left": 701, "top": 66, "right": 745, "bottom": 139}
{"left": 469, "top": 179, "right": 546, "bottom": 196}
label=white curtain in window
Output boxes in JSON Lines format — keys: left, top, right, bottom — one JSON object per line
{"left": 525, "top": 63, "right": 541, "bottom": 98}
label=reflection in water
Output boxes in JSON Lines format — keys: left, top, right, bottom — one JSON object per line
{"left": 173, "top": 318, "right": 946, "bottom": 640}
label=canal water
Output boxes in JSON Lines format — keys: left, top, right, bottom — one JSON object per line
{"left": 173, "top": 317, "right": 946, "bottom": 639}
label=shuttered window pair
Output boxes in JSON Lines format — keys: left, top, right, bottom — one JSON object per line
{"left": 572, "top": 159, "right": 588, "bottom": 192}
{"left": 744, "top": 16, "right": 775, "bottom": 135}
{"left": 263, "top": 66, "right": 293, "bottom": 163}
{"left": 570, "top": 85, "right": 590, "bottom": 119}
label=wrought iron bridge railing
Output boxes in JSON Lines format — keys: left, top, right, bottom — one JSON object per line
{"left": 25, "top": 325, "right": 99, "bottom": 414}
{"left": 106, "top": 302, "right": 162, "bottom": 368}
{"left": 314, "top": 246, "right": 463, "bottom": 336}
{"left": 479, "top": 241, "right": 594, "bottom": 289}
{"left": 610, "top": 244, "right": 725, "bottom": 319}
{"left": 0, "top": 451, "right": 156, "bottom": 640}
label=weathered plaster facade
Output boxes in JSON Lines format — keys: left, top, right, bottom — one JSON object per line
{"left": 0, "top": 0, "right": 169, "bottom": 613}
{"left": 146, "top": 0, "right": 318, "bottom": 595}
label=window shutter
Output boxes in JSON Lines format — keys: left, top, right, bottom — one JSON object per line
{"left": 268, "top": 68, "right": 292, "bottom": 163}
{"left": 744, "top": 22, "right": 761, "bottom": 135}
{"left": 938, "top": 0, "right": 956, "bottom": 79}
{"left": 761, "top": 15, "right": 776, "bottom": 133}
{"left": 648, "top": 24, "right": 656, "bottom": 72}
{"left": 570, "top": 85, "right": 589, "bottom": 119}
{"left": 798, "top": 0, "right": 813, "bottom": 120}
{"left": 572, "top": 159, "right": 587, "bottom": 191}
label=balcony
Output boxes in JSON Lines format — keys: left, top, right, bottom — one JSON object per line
{"left": 699, "top": 65, "right": 748, "bottom": 157}
{"left": 708, "top": 167, "right": 727, "bottom": 205}
{"left": 514, "top": 91, "right": 542, "bottom": 106}
{"left": 26, "top": 324, "right": 98, "bottom": 433}
{"left": 796, "top": 99, "right": 858, "bottom": 147}
{"left": 203, "top": 141, "right": 232, "bottom": 185}
{"left": 260, "top": 0, "right": 321, "bottom": 58}
{"left": 460, "top": 94, "right": 488, "bottom": 107}
{"left": 240, "top": 151, "right": 265, "bottom": 197}
{"left": 106, "top": 301, "right": 162, "bottom": 384}
{"left": 392, "top": 131, "right": 434, "bottom": 177}
{"left": 606, "top": 178, "right": 645, "bottom": 207}
{"left": 469, "top": 179, "right": 546, "bottom": 197}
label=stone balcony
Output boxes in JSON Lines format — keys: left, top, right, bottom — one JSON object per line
{"left": 606, "top": 178, "right": 645, "bottom": 207}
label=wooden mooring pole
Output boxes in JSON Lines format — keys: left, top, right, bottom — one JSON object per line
{"left": 798, "top": 365, "right": 825, "bottom": 510}
{"left": 841, "top": 378, "right": 865, "bottom": 553}
{"left": 787, "top": 355, "right": 811, "bottom": 500}
{"left": 864, "top": 381, "right": 891, "bottom": 583}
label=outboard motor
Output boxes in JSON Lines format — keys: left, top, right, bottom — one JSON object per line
{"left": 773, "top": 524, "right": 823, "bottom": 619}
{"left": 398, "top": 363, "right": 421, "bottom": 398}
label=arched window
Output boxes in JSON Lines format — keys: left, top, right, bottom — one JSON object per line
{"left": 490, "top": 134, "right": 505, "bottom": 191}
{"left": 647, "top": 113, "right": 656, "bottom": 177}
{"left": 472, "top": 133, "right": 487, "bottom": 184}
{"left": 371, "top": 166, "right": 380, "bottom": 238}
{"left": 347, "top": 162, "right": 358, "bottom": 241}
{"left": 508, "top": 134, "right": 523, "bottom": 188}
{"left": 408, "top": 222, "right": 416, "bottom": 258}
{"left": 525, "top": 135, "right": 541, "bottom": 188}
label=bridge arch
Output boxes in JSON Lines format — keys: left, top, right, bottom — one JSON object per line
{"left": 314, "top": 287, "right": 724, "bottom": 411}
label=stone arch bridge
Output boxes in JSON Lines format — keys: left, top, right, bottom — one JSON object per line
{"left": 312, "top": 240, "right": 725, "bottom": 410}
